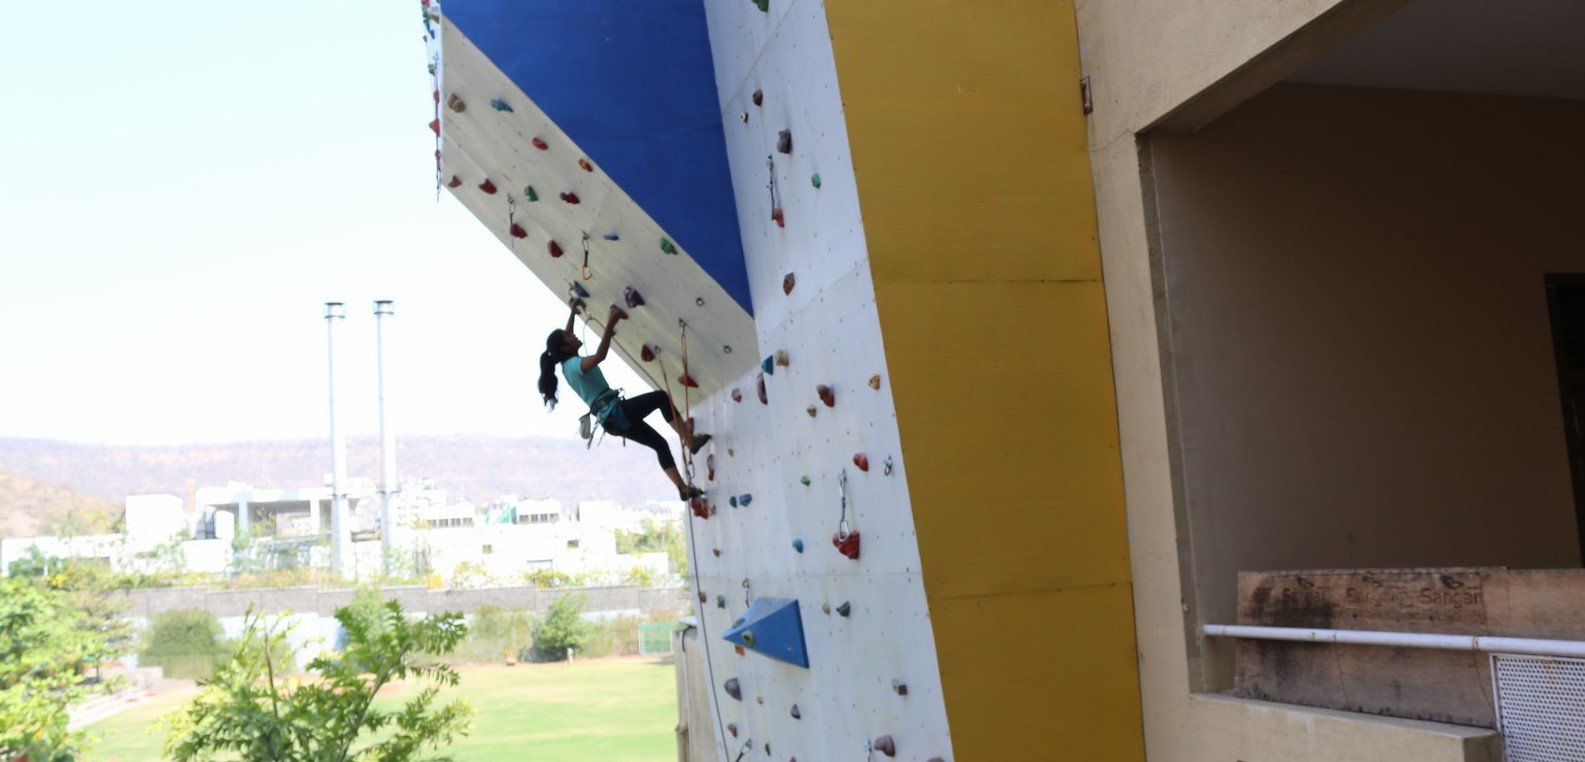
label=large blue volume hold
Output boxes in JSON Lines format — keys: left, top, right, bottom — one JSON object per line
{"left": 444, "top": 0, "right": 753, "bottom": 315}
{"left": 722, "top": 597, "right": 810, "bottom": 669}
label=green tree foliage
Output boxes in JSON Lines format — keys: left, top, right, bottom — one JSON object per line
{"left": 141, "top": 610, "right": 231, "bottom": 680}
{"left": 163, "top": 601, "right": 472, "bottom": 761}
{"left": 452, "top": 606, "right": 534, "bottom": 664}
{"left": 533, "top": 593, "right": 595, "bottom": 661}
{"left": 519, "top": 568, "right": 585, "bottom": 589}
{"left": 8, "top": 551, "right": 136, "bottom": 666}
{"left": 613, "top": 518, "right": 686, "bottom": 579}
{"left": 0, "top": 577, "right": 112, "bottom": 761}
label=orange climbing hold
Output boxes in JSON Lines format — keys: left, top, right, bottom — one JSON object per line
{"left": 478, "top": 179, "right": 497, "bottom": 194}
{"left": 578, "top": 158, "right": 594, "bottom": 172}
{"left": 832, "top": 530, "right": 860, "bottom": 560}
{"left": 771, "top": 206, "right": 785, "bottom": 227}
{"left": 817, "top": 385, "right": 835, "bottom": 408}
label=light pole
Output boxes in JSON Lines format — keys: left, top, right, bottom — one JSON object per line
{"left": 324, "top": 301, "right": 351, "bottom": 578}
{"left": 374, "top": 299, "right": 397, "bottom": 576}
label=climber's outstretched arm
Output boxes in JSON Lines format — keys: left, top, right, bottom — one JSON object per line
{"left": 581, "top": 304, "right": 625, "bottom": 372}
{"left": 564, "top": 297, "right": 582, "bottom": 334}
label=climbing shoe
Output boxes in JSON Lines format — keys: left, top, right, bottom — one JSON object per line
{"left": 688, "top": 433, "right": 713, "bottom": 455}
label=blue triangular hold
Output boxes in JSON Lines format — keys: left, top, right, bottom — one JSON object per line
{"left": 722, "top": 597, "right": 809, "bottom": 669}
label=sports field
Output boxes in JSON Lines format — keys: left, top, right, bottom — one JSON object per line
{"left": 87, "top": 658, "right": 679, "bottom": 761}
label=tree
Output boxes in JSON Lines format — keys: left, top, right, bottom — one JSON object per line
{"left": 533, "top": 593, "right": 595, "bottom": 661}
{"left": 0, "top": 577, "right": 111, "bottom": 762}
{"left": 140, "top": 610, "right": 230, "bottom": 680}
{"left": 614, "top": 519, "right": 687, "bottom": 579}
{"left": 163, "top": 600, "right": 473, "bottom": 762}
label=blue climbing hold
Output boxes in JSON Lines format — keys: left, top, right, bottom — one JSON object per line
{"left": 792, "top": 538, "right": 804, "bottom": 553}
{"left": 761, "top": 355, "right": 775, "bottom": 375}
{"left": 722, "top": 597, "right": 809, "bottom": 669}
{"left": 572, "top": 282, "right": 590, "bottom": 298}
{"left": 738, "top": 494, "right": 752, "bottom": 507}
{"left": 602, "top": 232, "right": 620, "bottom": 241}
{"left": 489, "top": 98, "right": 513, "bottom": 112}
{"left": 729, "top": 495, "right": 739, "bottom": 508}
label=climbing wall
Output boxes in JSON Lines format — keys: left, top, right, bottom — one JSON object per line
{"left": 681, "top": 0, "right": 955, "bottom": 759}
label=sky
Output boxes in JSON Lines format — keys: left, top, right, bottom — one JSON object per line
{"left": 0, "top": 0, "right": 649, "bottom": 446}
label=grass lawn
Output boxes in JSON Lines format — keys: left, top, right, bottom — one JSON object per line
{"left": 87, "top": 658, "right": 679, "bottom": 761}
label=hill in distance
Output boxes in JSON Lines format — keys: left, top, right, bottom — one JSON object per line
{"left": 0, "top": 435, "right": 675, "bottom": 538}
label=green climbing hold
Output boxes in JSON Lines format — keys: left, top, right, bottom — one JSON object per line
{"left": 716, "top": 595, "right": 726, "bottom": 609}
{"left": 753, "top": 0, "right": 769, "bottom": 11}
{"left": 524, "top": 185, "right": 539, "bottom": 202}
{"left": 792, "top": 539, "right": 804, "bottom": 553}
{"left": 811, "top": 173, "right": 822, "bottom": 188}
{"left": 660, "top": 238, "right": 678, "bottom": 255}
{"left": 800, "top": 475, "right": 811, "bottom": 486}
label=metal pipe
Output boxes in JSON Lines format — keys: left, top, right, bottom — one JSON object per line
{"left": 1203, "top": 623, "right": 1585, "bottom": 659}
{"left": 324, "top": 301, "right": 350, "bottom": 578}
{"left": 373, "top": 299, "right": 396, "bottom": 576}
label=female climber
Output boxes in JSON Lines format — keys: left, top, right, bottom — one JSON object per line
{"left": 538, "top": 298, "right": 710, "bottom": 500}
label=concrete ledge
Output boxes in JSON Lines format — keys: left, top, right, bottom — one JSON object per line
{"left": 1188, "top": 694, "right": 1500, "bottom": 762}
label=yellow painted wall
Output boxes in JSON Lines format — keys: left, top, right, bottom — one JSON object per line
{"left": 825, "top": 2, "right": 1144, "bottom": 758}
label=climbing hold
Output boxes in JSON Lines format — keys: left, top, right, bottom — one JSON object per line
{"left": 790, "top": 704, "right": 801, "bottom": 719}
{"left": 624, "top": 286, "right": 645, "bottom": 308}
{"left": 836, "top": 601, "right": 852, "bottom": 617}
{"left": 771, "top": 206, "right": 785, "bottom": 227}
{"left": 678, "top": 372, "right": 699, "bottom": 389}
{"left": 763, "top": 743, "right": 770, "bottom": 755}
{"left": 730, "top": 388, "right": 742, "bottom": 403}
{"left": 489, "top": 97, "right": 512, "bottom": 112}
{"left": 640, "top": 344, "right": 657, "bottom": 362}
{"left": 752, "top": 89, "right": 763, "bottom": 106}
{"left": 428, "top": 118, "right": 440, "bottom": 135}
{"left": 729, "top": 495, "right": 739, "bottom": 508}
{"left": 523, "top": 185, "right": 539, "bottom": 202}
{"left": 548, "top": 240, "right": 564, "bottom": 258}
{"left": 853, "top": 453, "right": 869, "bottom": 472}
{"left": 761, "top": 356, "right": 775, "bottom": 375}
{"left": 817, "top": 385, "right": 835, "bottom": 408}
{"left": 734, "top": 645, "right": 745, "bottom": 656}
{"left": 602, "top": 231, "right": 620, "bottom": 241}
{"left": 806, "top": 405, "right": 817, "bottom": 418}
{"left": 660, "top": 238, "right": 678, "bottom": 255}
{"left": 724, "top": 678, "right": 742, "bottom": 701}
{"left": 560, "top": 191, "right": 580, "bottom": 204}
{"left": 869, "top": 374, "right": 883, "bottom": 390}
{"left": 509, "top": 223, "right": 527, "bottom": 239}
{"left": 712, "top": 547, "right": 721, "bottom": 557}
{"left": 782, "top": 273, "right": 795, "bottom": 294}
{"left": 432, "top": 88, "right": 439, "bottom": 103}
{"left": 832, "top": 530, "right": 861, "bottom": 560}
{"left": 872, "top": 736, "right": 896, "bottom": 757}
{"left": 716, "top": 595, "right": 726, "bottom": 609}
{"left": 698, "top": 591, "right": 707, "bottom": 604}
{"left": 690, "top": 497, "right": 711, "bottom": 519}
{"left": 757, "top": 374, "right": 768, "bottom": 405}
{"left": 775, "top": 350, "right": 789, "bottom": 367}
{"left": 532, "top": 137, "right": 549, "bottom": 150}
{"left": 478, "top": 179, "right": 497, "bottom": 194}
{"left": 884, "top": 456, "right": 894, "bottom": 476}
{"left": 446, "top": 93, "right": 465, "bottom": 112}
{"left": 800, "top": 475, "right": 811, "bottom": 486}
{"left": 572, "top": 281, "right": 590, "bottom": 298}
{"left": 739, "top": 112, "right": 748, "bottom": 124}
{"left": 578, "top": 158, "right": 594, "bottom": 172}
{"left": 446, "top": 175, "right": 462, "bottom": 188}
{"left": 776, "top": 130, "right": 792, "bottom": 154}
{"left": 821, "top": 602, "right": 831, "bottom": 614}
{"left": 892, "top": 679, "right": 908, "bottom": 696}
{"left": 722, "top": 597, "right": 810, "bottom": 668}
{"left": 792, "top": 538, "right": 804, "bottom": 553}
{"left": 727, "top": 723, "right": 738, "bottom": 738}
{"left": 811, "top": 172, "right": 822, "bottom": 188}
{"left": 707, "top": 454, "right": 716, "bottom": 481}
{"left": 738, "top": 494, "right": 752, "bottom": 507}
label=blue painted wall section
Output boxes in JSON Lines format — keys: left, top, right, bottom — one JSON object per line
{"left": 445, "top": 0, "right": 752, "bottom": 314}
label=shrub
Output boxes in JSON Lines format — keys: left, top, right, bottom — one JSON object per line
{"left": 141, "top": 610, "right": 230, "bottom": 680}
{"left": 453, "top": 606, "right": 534, "bottom": 664}
{"left": 532, "top": 593, "right": 595, "bottom": 661}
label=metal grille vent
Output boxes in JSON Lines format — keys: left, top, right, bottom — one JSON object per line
{"left": 1493, "top": 654, "right": 1585, "bottom": 762}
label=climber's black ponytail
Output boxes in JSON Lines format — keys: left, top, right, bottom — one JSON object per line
{"left": 539, "top": 330, "right": 572, "bottom": 410}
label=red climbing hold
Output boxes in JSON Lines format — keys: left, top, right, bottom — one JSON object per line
{"left": 712, "top": 548, "right": 720, "bottom": 557}
{"left": 727, "top": 723, "right": 738, "bottom": 738}
{"left": 872, "top": 736, "right": 896, "bottom": 757}
{"left": 724, "top": 678, "right": 742, "bottom": 701}
{"left": 832, "top": 530, "right": 861, "bottom": 560}
{"left": 432, "top": 88, "right": 440, "bottom": 103}
{"left": 707, "top": 453, "right": 716, "bottom": 480}
{"left": 756, "top": 373, "right": 768, "bottom": 405}
{"left": 532, "top": 137, "right": 548, "bottom": 150}
{"left": 752, "top": 89, "right": 763, "bottom": 107}
{"left": 509, "top": 223, "right": 527, "bottom": 239}
{"left": 478, "top": 179, "right": 497, "bottom": 194}
{"left": 548, "top": 240, "right": 564, "bottom": 258}
{"left": 560, "top": 191, "right": 580, "bottom": 204}
{"left": 853, "top": 453, "right": 869, "bottom": 471}
{"left": 446, "top": 175, "right": 462, "bottom": 188}
{"left": 730, "top": 388, "right": 742, "bottom": 403}
{"left": 698, "top": 591, "right": 707, "bottom": 604}
{"left": 640, "top": 344, "right": 657, "bottom": 362}
{"left": 817, "top": 385, "right": 835, "bottom": 408}
{"left": 776, "top": 130, "right": 793, "bottom": 154}
{"left": 624, "top": 287, "right": 645, "bottom": 309}
{"left": 782, "top": 273, "right": 795, "bottom": 295}
{"left": 690, "top": 497, "right": 711, "bottom": 519}
{"left": 428, "top": 118, "right": 440, "bottom": 135}
{"left": 678, "top": 372, "right": 699, "bottom": 389}
{"left": 771, "top": 206, "right": 785, "bottom": 227}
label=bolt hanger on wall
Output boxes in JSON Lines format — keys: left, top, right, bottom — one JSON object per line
{"left": 580, "top": 233, "right": 593, "bottom": 280}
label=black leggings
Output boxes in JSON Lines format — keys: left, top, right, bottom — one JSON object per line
{"left": 603, "top": 390, "right": 678, "bottom": 471}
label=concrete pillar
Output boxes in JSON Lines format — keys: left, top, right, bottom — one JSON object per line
{"left": 237, "top": 492, "right": 251, "bottom": 537}
{"left": 310, "top": 499, "right": 321, "bottom": 533}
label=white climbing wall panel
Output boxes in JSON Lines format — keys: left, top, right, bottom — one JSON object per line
{"left": 687, "top": 1, "right": 955, "bottom": 759}
{"left": 437, "top": 22, "right": 758, "bottom": 396}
